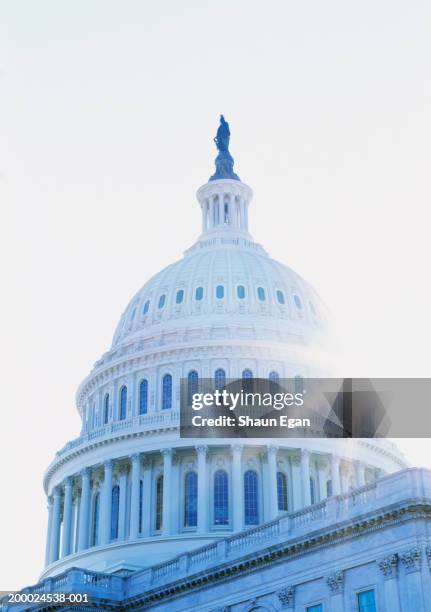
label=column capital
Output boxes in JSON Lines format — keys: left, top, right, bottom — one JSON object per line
{"left": 231, "top": 444, "right": 243, "bottom": 454}
{"left": 301, "top": 448, "right": 311, "bottom": 459}
{"left": 326, "top": 570, "right": 344, "bottom": 593}
{"left": 277, "top": 584, "right": 294, "bottom": 606}
{"left": 267, "top": 444, "right": 278, "bottom": 455}
{"left": 400, "top": 547, "right": 422, "bottom": 573}
{"left": 103, "top": 459, "right": 113, "bottom": 471}
{"left": 161, "top": 448, "right": 173, "bottom": 459}
{"left": 195, "top": 445, "right": 208, "bottom": 456}
{"left": 80, "top": 467, "right": 91, "bottom": 480}
{"left": 130, "top": 453, "right": 141, "bottom": 464}
{"left": 47, "top": 495, "right": 53, "bottom": 508}
{"left": 63, "top": 476, "right": 73, "bottom": 488}
{"left": 378, "top": 553, "right": 399, "bottom": 579}
{"left": 52, "top": 486, "right": 62, "bottom": 499}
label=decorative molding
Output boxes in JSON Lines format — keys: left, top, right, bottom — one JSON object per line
{"left": 400, "top": 547, "right": 422, "bottom": 573}
{"left": 277, "top": 585, "right": 294, "bottom": 607}
{"left": 326, "top": 570, "right": 344, "bottom": 593}
{"left": 378, "top": 553, "right": 399, "bottom": 578}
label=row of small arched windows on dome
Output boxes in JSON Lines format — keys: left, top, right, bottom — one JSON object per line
{"left": 89, "top": 468, "right": 291, "bottom": 545}
{"left": 127, "top": 285, "right": 317, "bottom": 323}
{"left": 98, "top": 371, "right": 304, "bottom": 425}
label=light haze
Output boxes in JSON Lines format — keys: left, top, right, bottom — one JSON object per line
{"left": 1, "top": 0, "right": 430, "bottom": 590}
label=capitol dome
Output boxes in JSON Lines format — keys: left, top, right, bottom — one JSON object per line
{"left": 41, "top": 119, "right": 406, "bottom": 580}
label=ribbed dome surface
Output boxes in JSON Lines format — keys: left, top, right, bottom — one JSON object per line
{"left": 112, "top": 238, "right": 328, "bottom": 349}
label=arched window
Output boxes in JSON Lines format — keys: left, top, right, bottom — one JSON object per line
{"left": 158, "top": 294, "right": 166, "bottom": 309}
{"left": 130, "top": 307, "right": 137, "bottom": 320}
{"left": 187, "top": 370, "right": 199, "bottom": 405}
{"left": 119, "top": 386, "right": 127, "bottom": 420}
{"left": 276, "top": 290, "right": 285, "bottom": 305}
{"left": 162, "top": 374, "right": 172, "bottom": 410}
{"left": 216, "top": 285, "right": 224, "bottom": 299}
{"left": 294, "top": 375, "right": 304, "bottom": 394}
{"left": 91, "top": 492, "right": 100, "bottom": 546}
{"left": 195, "top": 286, "right": 204, "bottom": 301}
{"left": 142, "top": 300, "right": 150, "bottom": 315}
{"left": 294, "top": 294, "right": 302, "bottom": 309}
{"left": 237, "top": 285, "right": 245, "bottom": 299}
{"left": 242, "top": 368, "right": 253, "bottom": 394}
{"left": 139, "top": 379, "right": 148, "bottom": 415}
{"left": 176, "top": 289, "right": 184, "bottom": 304}
{"left": 257, "top": 286, "right": 266, "bottom": 301}
{"left": 214, "top": 469, "right": 229, "bottom": 525}
{"left": 155, "top": 475, "right": 163, "bottom": 531}
{"left": 214, "top": 368, "right": 226, "bottom": 391}
{"left": 184, "top": 472, "right": 198, "bottom": 528}
{"left": 224, "top": 201, "right": 229, "bottom": 224}
{"left": 310, "top": 476, "right": 316, "bottom": 505}
{"left": 326, "top": 479, "right": 333, "bottom": 497}
{"left": 110, "top": 485, "right": 120, "bottom": 540}
{"left": 214, "top": 200, "right": 220, "bottom": 225}
{"left": 244, "top": 470, "right": 259, "bottom": 525}
{"left": 139, "top": 479, "right": 143, "bottom": 534}
{"left": 277, "top": 472, "right": 288, "bottom": 511}
{"left": 103, "top": 393, "right": 109, "bottom": 425}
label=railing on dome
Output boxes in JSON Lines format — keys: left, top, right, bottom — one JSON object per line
{"left": 55, "top": 411, "right": 180, "bottom": 459}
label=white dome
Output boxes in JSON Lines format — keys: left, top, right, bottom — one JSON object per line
{"left": 111, "top": 238, "right": 328, "bottom": 352}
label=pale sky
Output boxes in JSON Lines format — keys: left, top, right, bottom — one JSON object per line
{"left": 1, "top": 0, "right": 431, "bottom": 590}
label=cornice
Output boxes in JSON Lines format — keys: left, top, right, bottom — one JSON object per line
{"left": 124, "top": 501, "right": 431, "bottom": 608}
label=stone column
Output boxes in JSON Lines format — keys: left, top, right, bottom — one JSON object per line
{"left": 129, "top": 454, "right": 141, "bottom": 540}
{"left": 400, "top": 548, "right": 425, "bottom": 611}
{"left": 100, "top": 459, "right": 113, "bottom": 545}
{"left": 267, "top": 445, "right": 278, "bottom": 519}
{"left": 331, "top": 454, "right": 341, "bottom": 495}
{"left": 44, "top": 496, "right": 53, "bottom": 566}
{"left": 141, "top": 458, "right": 152, "bottom": 536}
{"left": 326, "top": 571, "right": 344, "bottom": 611}
{"left": 355, "top": 460, "right": 366, "bottom": 487}
{"left": 301, "top": 449, "right": 311, "bottom": 506}
{"left": 162, "top": 449, "right": 173, "bottom": 535}
{"left": 196, "top": 445, "right": 208, "bottom": 534}
{"left": 77, "top": 468, "right": 91, "bottom": 551}
{"left": 378, "top": 554, "right": 401, "bottom": 612}
{"left": 118, "top": 466, "right": 128, "bottom": 540}
{"left": 49, "top": 487, "right": 62, "bottom": 563}
{"left": 317, "top": 458, "right": 327, "bottom": 501}
{"left": 290, "top": 455, "right": 302, "bottom": 510}
{"left": 61, "top": 477, "right": 73, "bottom": 557}
{"left": 232, "top": 445, "right": 243, "bottom": 531}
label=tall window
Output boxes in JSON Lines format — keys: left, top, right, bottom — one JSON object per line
{"left": 139, "top": 480, "right": 143, "bottom": 534}
{"left": 155, "top": 475, "right": 163, "bottom": 531}
{"left": 214, "top": 368, "right": 226, "bottom": 391}
{"left": 277, "top": 472, "right": 288, "bottom": 511}
{"left": 195, "top": 286, "right": 204, "bottom": 301}
{"left": 214, "top": 470, "right": 229, "bottom": 525}
{"left": 307, "top": 606, "right": 323, "bottom": 612}
{"left": 187, "top": 370, "right": 199, "bottom": 405}
{"left": 357, "top": 590, "right": 376, "bottom": 612}
{"left": 224, "top": 202, "right": 229, "bottom": 223}
{"left": 237, "top": 285, "right": 245, "bottom": 299}
{"left": 326, "top": 479, "right": 333, "bottom": 497}
{"left": 244, "top": 470, "right": 259, "bottom": 525}
{"left": 216, "top": 285, "right": 225, "bottom": 299}
{"left": 162, "top": 374, "right": 172, "bottom": 410}
{"left": 176, "top": 289, "right": 184, "bottom": 304}
{"left": 310, "top": 476, "right": 316, "bottom": 505}
{"left": 103, "top": 394, "right": 109, "bottom": 425}
{"left": 142, "top": 299, "right": 150, "bottom": 315}
{"left": 110, "top": 485, "right": 120, "bottom": 540}
{"left": 158, "top": 294, "right": 166, "bottom": 309}
{"left": 139, "top": 379, "right": 148, "bottom": 415}
{"left": 119, "top": 386, "right": 127, "bottom": 420}
{"left": 257, "top": 286, "right": 266, "bottom": 301}
{"left": 294, "top": 294, "right": 302, "bottom": 309}
{"left": 214, "top": 201, "right": 220, "bottom": 225}
{"left": 91, "top": 493, "right": 100, "bottom": 546}
{"left": 184, "top": 472, "right": 198, "bottom": 528}
{"left": 276, "top": 290, "right": 285, "bottom": 305}
{"left": 242, "top": 369, "right": 253, "bottom": 394}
